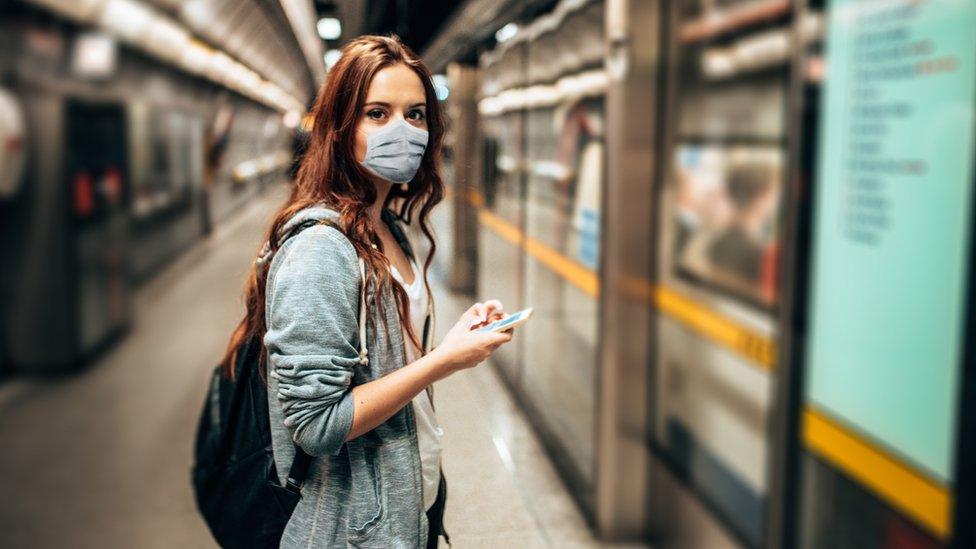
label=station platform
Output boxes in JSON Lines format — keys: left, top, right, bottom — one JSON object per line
{"left": 4, "top": 0, "right": 973, "bottom": 545}
{"left": 0, "top": 184, "right": 627, "bottom": 548}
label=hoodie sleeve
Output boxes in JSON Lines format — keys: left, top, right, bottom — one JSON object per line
{"left": 264, "top": 225, "right": 361, "bottom": 457}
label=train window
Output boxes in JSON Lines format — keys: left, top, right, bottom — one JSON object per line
{"left": 66, "top": 100, "right": 129, "bottom": 224}
{"left": 671, "top": 144, "right": 782, "bottom": 307}
{"left": 129, "top": 106, "right": 195, "bottom": 220}
{"left": 798, "top": 0, "right": 976, "bottom": 545}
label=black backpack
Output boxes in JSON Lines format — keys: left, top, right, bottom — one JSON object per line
{"left": 191, "top": 219, "right": 325, "bottom": 548}
{"left": 191, "top": 335, "right": 313, "bottom": 548}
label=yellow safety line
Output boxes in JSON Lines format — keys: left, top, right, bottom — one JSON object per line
{"left": 803, "top": 408, "right": 952, "bottom": 540}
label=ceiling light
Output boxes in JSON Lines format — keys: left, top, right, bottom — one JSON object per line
{"left": 432, "top": 74, "right": 449, "bottom": 101}
{"left": 283, "top": 110, "right": 301, "bottom": 129}
{"left": 316, "top": 17, "right": 341, "bottom": 40}
{"left": 180, "top": 0, "right": 212, "bottom": 29}
{"left": 324, "top": 49, "right": 341, "bottom": 70}
{"left": 144, "top": 16, "right": 189, "bottom": 63}
{"left": 180, "top": 39, "right": 212, "bottom": 75}
{"left": 72, "top": 32, "right": 117, "bottom": 79}
{"left": 494, "top": 23, "right": 518, "bottom": 43}
{"left": 98, "top": 0, "right": 154, "bottom": 44}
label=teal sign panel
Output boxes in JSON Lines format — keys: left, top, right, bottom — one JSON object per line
{"left": 806, "top": 0, "right": 976, "bottom": 482}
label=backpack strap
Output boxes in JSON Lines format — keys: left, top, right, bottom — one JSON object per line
{"left": 381, "top": 208, "right": 433, "bottom": 338}
{"left": 285, "top": 448, "right": 313, "bottom": 492}
{"left": 382, "top": 208, "right": 415, "bottom": 260}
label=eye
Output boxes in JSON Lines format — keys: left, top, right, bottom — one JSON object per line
{"left": 367, "top": 109, "right": 386, "bottom": 120}
{"left": 407, "top": 109, "right": 426, "bottom": 121}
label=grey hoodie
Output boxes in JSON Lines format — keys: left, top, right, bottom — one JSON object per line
{"left": 263, "top": 205, "right": 435, "bottom": 548}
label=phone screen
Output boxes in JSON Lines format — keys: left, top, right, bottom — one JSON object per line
{"left": 477, "top": 308, "right": 531, "bottom": 332}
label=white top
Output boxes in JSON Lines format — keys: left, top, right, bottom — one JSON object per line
{"left": 390, "top": 257, "right": 443, "bottom": 510}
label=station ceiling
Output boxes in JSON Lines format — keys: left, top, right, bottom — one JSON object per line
{"left": 321, "top": 0, "right": 462, "bottom": 55}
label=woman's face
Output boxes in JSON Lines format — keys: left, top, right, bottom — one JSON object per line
{"left": 354, "top": 63, "right": 428, "bottom": 171}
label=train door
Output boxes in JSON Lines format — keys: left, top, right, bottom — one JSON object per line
{"left": 647, "top": 0, "right": 797, "bottom": 546}
{"left": 65, "top": 99, "right": 131, "bottom": 361}
{"left": 789, "top": 0, "right": 976, "bottom": 547}
{"left": 475, "top": 0, "right": 608, "bottom": 519}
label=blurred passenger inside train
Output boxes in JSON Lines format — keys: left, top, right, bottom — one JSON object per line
{"left": 218, "top": 35, "right": 513, "bottom": 548}
{"left": 707, "top": 160, "right": 780, "bottom": 304}
{"left": 671, "top": 148, "right": 780, "bottom": 306}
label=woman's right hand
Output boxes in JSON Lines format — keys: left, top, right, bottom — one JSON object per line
{"left": 430, "top": 300, "right": 513, "bottom": 376}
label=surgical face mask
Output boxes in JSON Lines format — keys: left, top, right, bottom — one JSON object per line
{"left": 359, "top": 117, "right": 428, "bottom": 184}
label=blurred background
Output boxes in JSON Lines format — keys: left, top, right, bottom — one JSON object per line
{"left": 0, "top": 0, "right": 974, "bottom": 548}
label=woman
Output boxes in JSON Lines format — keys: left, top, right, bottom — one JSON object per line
{"left": 220, "top": 35, "right": 513, "bottom": 547}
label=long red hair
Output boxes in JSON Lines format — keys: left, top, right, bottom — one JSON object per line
{"left": 220, "top": 35, "right": 444, "bottom": 379}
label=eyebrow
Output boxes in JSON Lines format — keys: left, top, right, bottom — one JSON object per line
{"left": 364, "top": 101, "right": 426, "bottom": 109}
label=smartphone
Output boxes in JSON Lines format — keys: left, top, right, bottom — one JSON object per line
{"left": 476, "top": 307, "right": 534, "bottom": 333}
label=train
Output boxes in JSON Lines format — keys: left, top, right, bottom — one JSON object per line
{"left": 421, "top": 0, "right": 976, "bottom": 548}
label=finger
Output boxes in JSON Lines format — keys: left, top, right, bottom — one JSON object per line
{"left": 483, "top": 299, "right": 503, "bottom": 314}
{"left": 474, "top": 302, "right": 489, "bottom": 322}
{"left": 483, "top": 301, "right": 504, "bottom": 321}
{"left": 485, "top": 311, "right": 506, "bottom": 323}
{"left": 462, "top": 302, "right": 483, "bottom": 323}
{"left": 468, "top": 310, "right": 493, "bottom": 330}
{"left": 471, "top": 312, "right": 504, "bottom": 331}
{"left": 488, "top": 331, "right": 513, "bottom": 345}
